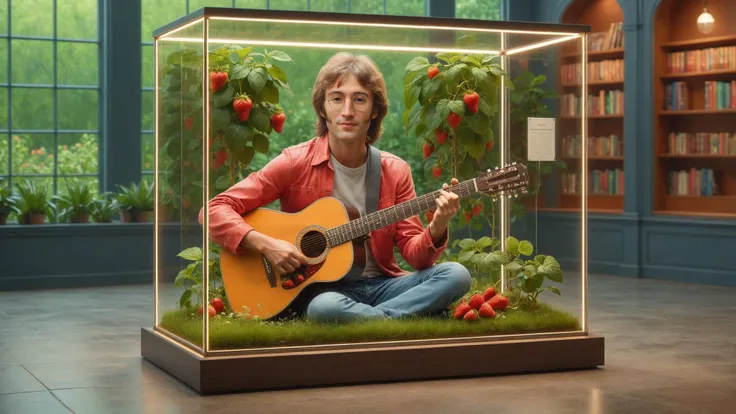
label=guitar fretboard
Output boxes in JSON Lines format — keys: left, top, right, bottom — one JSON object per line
{"left": 326, "top": 179, "right": 476, "bottom": 246}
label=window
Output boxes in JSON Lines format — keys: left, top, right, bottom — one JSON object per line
{"left": 0, "top": 0, "right": 100, "bottom": 196}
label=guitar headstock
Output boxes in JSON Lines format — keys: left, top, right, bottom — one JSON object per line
{"left": 475, "top": 162, "right": 530, "bottom": 199}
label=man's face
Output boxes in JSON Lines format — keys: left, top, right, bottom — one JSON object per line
{"left": 323, "top": 74, "right": 376, "bottom": 144}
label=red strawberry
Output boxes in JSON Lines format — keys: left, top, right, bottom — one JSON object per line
{"left": 432, "top": 165, "right": 443, "bottom": 179}
{"left": 464, "top": 211, "right": 473, "bottom": 222}
{"left": 295, "top": 274, "right": 305, "bottom": 284}
{"left": 463, "top": 91, "right": 479, "bottom": 113}
{"left": 483, "top": 286, "right": 497, "bottom": 301}
{"left": 463, "top": 309, "right": 478, "bottom": 321}
{"left": 469, "top": 293, "right": 485, "bottom": 310}
{"left": 488, "top": 294, "right": 509, "bottom": 311}
{"left": 283, "top": 279, "right": 295, "bottom": 289}
{"left": 428, "top": 66, "right": 439, "bottom": 79}
{"left": 208, "top": 305, "right": 216, "bottom": 317}
{"left": 270, "top": 111, "right": 286, "bottom": 133}
{"left": 479, "top": 302, "right": 496, "bottom": 318}
{"left": 233, "top": 96, "right": 253, "bottom": 121}
{"left": 453, "top": 303, "right": 472, "bottom": 319}
{"left": 209, "top": 71, "right": 228, "bottom": 92}
{"left": 448, "top": 112, "right": 462, "bottom": 129}
{"left": 197, "top": 305, "right": 204, "bottom": 315}
{"left": 210, "top": 297, "right": 224, "bottom": 314}
{"left": 434, "top": 129, "right": 448, "bottom": 145}
{"left": 214, "top": 150, "right": 228, "bottom": 169}
{"left": 485, "top": 140, "right": 494, "bottom": 151}
{"left": 472, "top": 204, "right": 482, "bottom": 216}
{"left": 184, "top": 117, "right": 193, "bottom": 130}
{"left": 423, "top": 143, "right": 434, "bottom": 159}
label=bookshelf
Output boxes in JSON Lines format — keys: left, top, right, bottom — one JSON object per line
{"left": 654, "top": 0, "right": 736, "bottom": 217}
{"left": 548, "top": 0, "right": 625, "bottom": 213}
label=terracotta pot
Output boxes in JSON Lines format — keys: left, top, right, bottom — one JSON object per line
{"left": 70, "top": 213, "right": 90, "bottom": 224}
{"left": 0, "top": 213, "right": 6, "bottom": 225}
{"left": 135, "top": 211, "right": 153, "bottom": 223}
{"left": 120, "top": 210, "right": 133, "bottom": 223}
{"left": 29, "top": 213, "right": 45, "bottom": 225}
{"left": 159, "top": 206, "right": 174, "bottom": 222}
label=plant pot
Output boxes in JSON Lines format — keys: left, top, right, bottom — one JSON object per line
{"left": 0, "top": 213, "right": 6, "bottom": 225}
{"left": 28, "top": 213, "right": 45, "bottom": 225}
{"left": 70, "top": 213, "right": 90, "bottom": 224}
{"left": 136, "top": 210, "right": 153, "bottom": 223}
{"left": 159, "top": 206, "right": 174, "bottom": 222}
{"left": 120, "top": 210, "right": 134, "bottom": 223}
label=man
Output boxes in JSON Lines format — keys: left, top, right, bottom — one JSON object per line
{"left": 204, "top": 52, "right": 471, "bottom": 323}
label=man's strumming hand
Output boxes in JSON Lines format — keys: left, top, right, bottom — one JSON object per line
{"left": 429, "top": 177, "right": 460, "bottom": 243}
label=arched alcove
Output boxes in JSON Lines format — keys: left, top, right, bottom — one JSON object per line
{"left": 652, "top": 0, "right": 736, "bottom": 217}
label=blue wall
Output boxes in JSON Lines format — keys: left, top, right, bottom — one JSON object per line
{"left": 509, "top": 0, "right": 736, "bottom": 286}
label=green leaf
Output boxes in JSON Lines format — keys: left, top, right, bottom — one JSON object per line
{"left": 212, "top": 86, "right": 234, "bottom": 107}
{"left": 236, "top": 46, "right": 253, "bottom": 59}
{"left": 505, "top": 261, "right": 523, "bottom": 271}
{"left": 257, "top": 81, "right": 279, "bottom": 104}
{"left": 268, "top": 50, "right": 293, "bottom": 63}
{"left": 459, "top": 158, "right": 475, "bottom": 180}
{"left": 230, "top": 64, "right": 251, "bottom": 80}
{"left": 248, "top": 106, "right": 271, "bottom": 132}
{"left": 247, "top": 68, "right": 267, "bottom": 92}
{"left": 404, "top": 79, "right": 420, "bottom": 108}
{"left": 404, "top": 56, "right": 429, "bottom": 74}
{"left": 521, "top": 274, "right": 544, "bottom": 293}
{"left": 229, "top": 52, "right": 240, "bottom": 64}
{"left": 448, "top": 100, "right": 466, "bottom": 116}
{"left": 534, "top": 254, "right": 547, "bottom": 265}
{"left": 479, "top": 97, "right": 493, "bottom": 116}
{"left": 531, "top": 74, "right": 547, "bottom": 86}
{"left": 267, "top": 64, "right": 288, "bottom": 83}
{"left": 445, "top": 63, "right": 466, "bottom": 84}
{"left": 435, "top": 52, "right": 462, "bottom": 64}
{"left": 179, "top": 289, "right": 193, "bottom": 308}
{"left": 505, "top": 236, "right": 519, "bottom": 255}
{"left": 223, "top": 123, "right": 250, "bottom": 145}
{"left": 436, "top": 99, "right": 451, "bottom": 119}
{"left": 211, "top": 107, "right": 231, "bottom": 130}
{"left": 538, "top": 255, "right": 563, "bottom": 283}
{"left": 489, "top": 250, "right": 510, "bottom": 265}
{"left": 548, "top": 286, "right": 561, "bottom": 296}
{"left": 458, "top": 250, "right": 476, "bottom": 264}
{"left": 479, "top": 252, "right": 501, "bottom": 271}
{"left": 466, "top": 112, "right": 491, "bottom": 134}
{"left": 174, "top": 268, "right": 190, "bottom": 286}
{"left": 518, "top": 240, "right": 534, "bottom": 256}
{"left": 471, "top": 67, "right": 489, "bottom": 85}
{"left": 465, "top": 137, "right": 486, "bottom": 160}
{"left": 234, "top": 145, "right": 255, "bottom": 165}
{"left": 178, "top": 247, "right": 203, "bottom": 261}
{"left": 215, "top": 174, "right": 231, "bottom": 190}
{"left": 252, "top": 133, "right": 269, "bottom": 154}
{"left": 487, "top": 63, "right": 506, "bottom": 77}
{"left": 475, "top": 236, "right": 494, "bottom": 250}
{"left": 458, "top": 238, "right": 476, "bottom": 250}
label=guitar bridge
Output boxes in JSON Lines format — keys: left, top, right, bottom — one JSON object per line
{"left": 262, "top": 255, "right": 277, "bottom": 288}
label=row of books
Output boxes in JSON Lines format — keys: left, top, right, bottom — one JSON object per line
{"left": 663, "top": 81, "right": 689, "bottom": 111}
{"left": 666, "top": 46, "right": 736, "bottom": 74}
{"left": 704, "top": 81, "right": 736, "bottom": 110}
{"left": 668, "top": 168, "right": 718, "bottom": 196}
{"left": 586, "top": 22, "right": 624, "bottom": 52}
{"left": 561, "top": 90, "right": 624, "bottom": 117}
{"left": 560, "top": 59, "right": 624, "bottom": 85}
{"left": 667, "top": 132, "right": 736, "bottom": 155}
{"left": 560, "top": 169, "right": 624, "bottom": 196}
{"left": 561, "top": 134, "right": 623, "bottom": 157}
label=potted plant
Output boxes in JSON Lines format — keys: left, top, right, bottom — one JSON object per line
{"left": 90, "top": 192, "right": 118, "bottom": 223}
{"left": 53, "top": 180, "right": 95, "bottom": 223}
{"left": 115, "top": 180, "right": 155, "bottom": 223}
{"left": 13, "top": 180, "right": 53, "bottom": 225}
{"left": 0, "top": 180, "right": 18, "bottom": 225}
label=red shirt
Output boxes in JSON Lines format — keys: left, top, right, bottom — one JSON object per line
{"left": 202, "top": 134, "right": 448, "bottom": 277}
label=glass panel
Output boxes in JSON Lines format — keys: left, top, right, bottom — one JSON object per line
{"left": 142, "top": 90, "right": 154, "bottom": 131}
{"left": 155, "top": 22, "right": 205, "bottom": 353}
{"left": 0, "top": 0, "right": 6, "bottom": 35}
{"left": 58, "top": 89, "right": 98, "bottom": 130}
{"left": 0, "top": 40, "right": 7, "bottom": 83}
{"left": 57, "top": 133, "right": 98, "bottom": 175}
{"left": 57, "top": 42, "right": 99, "bottom": 85}
{"left": 11, "top": 88, "right": 53, "bottom": 129}
{"left": 57, "top": 0, "right": 97, "bottom": 40}
{"left": 456, "top": 0, "right": 502, "bottom": 20}
{"left": 155, "top": 11, "right": 587, "bottom": 352}
{"left": 142, "top": 0, "right": 187, "bottom": 41}
{"left": 386, "top": 0, "right": 424, "bottom": 16}
{"left": 11, "top": 0, "right": 52, "bottom": 37}
{"left": 0, "top": 134, "right": 8, "bottom": 175}
{"left": 269, "top": 0, "right": 309, "bottom": 11}
{"left": 11, "top": 134, "right": 54, "bottom": 177}
{"left": 0, "top": 88, "right": 7, "bottom": 128}
{"left": 11, "top": 40, "right": 53, "bottom": 85}
{"left": 142, "top": 45, "right": 154, "bottom": 88}
{"left": 141, "top": 133, "right": 154, "bottom": 172}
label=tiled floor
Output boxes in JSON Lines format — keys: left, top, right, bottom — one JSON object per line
{"left": 1, "top": 273, "right": 735, "bottom": 413}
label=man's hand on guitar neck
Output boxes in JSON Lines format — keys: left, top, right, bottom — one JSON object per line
{"left": 241, "top": 231, "right": 310, "bottom": 274}
{"left": 429, "top": 178, "right": 461, "bottom": 245}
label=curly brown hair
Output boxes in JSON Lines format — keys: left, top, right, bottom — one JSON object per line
{"left": 311, "top": 52, "right": 389, "bottom": 145}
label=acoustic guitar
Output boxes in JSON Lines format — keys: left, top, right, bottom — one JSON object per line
{"left": 219, "top": 162, "right": 529, "bottom": 320}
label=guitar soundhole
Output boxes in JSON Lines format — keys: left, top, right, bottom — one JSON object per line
{"left": 300, "top": 230, "right": 327, "bottom": 258}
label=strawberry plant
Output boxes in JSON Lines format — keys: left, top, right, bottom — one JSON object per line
{"left": 174, "top": 245, "right": 231, "bottom": 315}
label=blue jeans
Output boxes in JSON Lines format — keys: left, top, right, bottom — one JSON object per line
{"left": 305, "top": 262, "right": 472, "bottom": 323}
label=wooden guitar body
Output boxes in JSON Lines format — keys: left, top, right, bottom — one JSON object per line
{"left": 219, "top": 197, "right": 358, "bottom": 319}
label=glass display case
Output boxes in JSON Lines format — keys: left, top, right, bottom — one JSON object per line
{"left": 142, "top": 7, "right": 603, "bottom": 394}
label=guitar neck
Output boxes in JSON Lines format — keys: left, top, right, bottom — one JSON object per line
{"left": 326, "top": 178, "right": 478, "bottom": 246}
